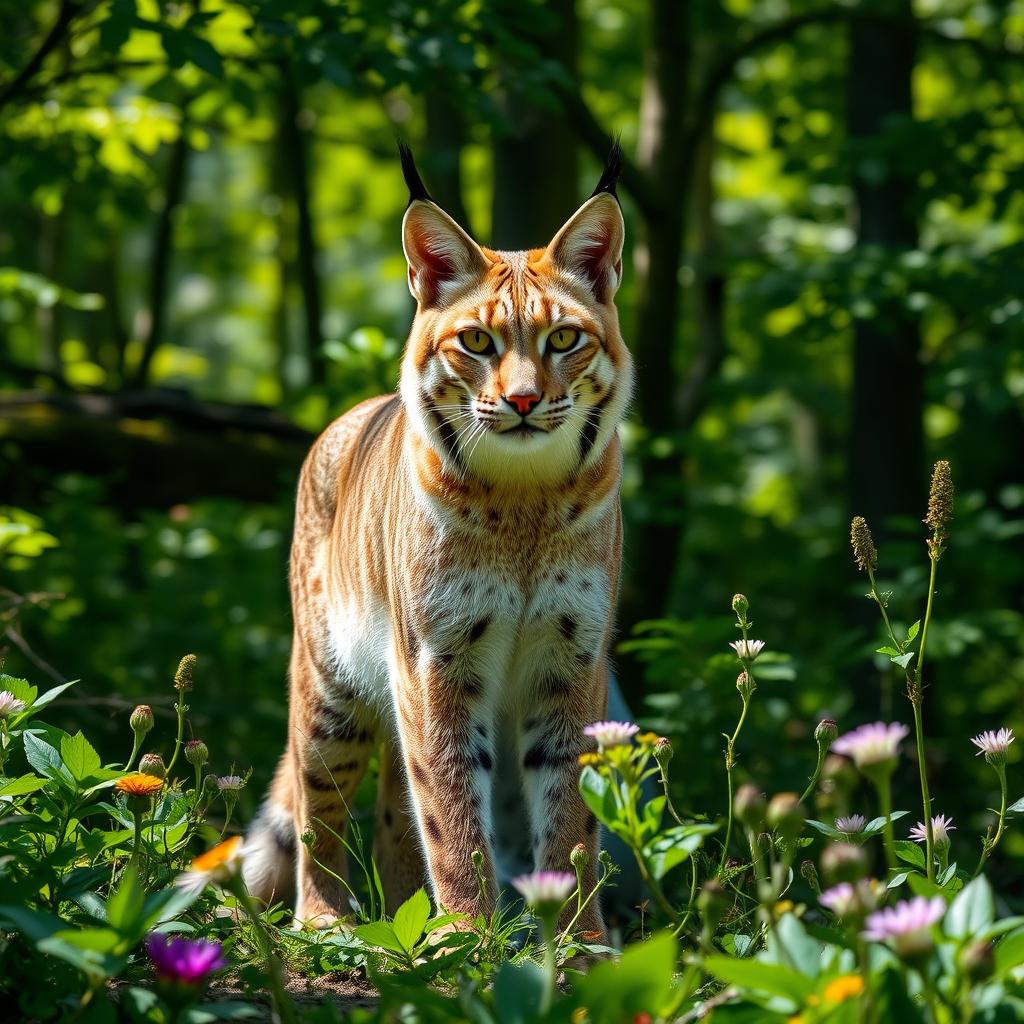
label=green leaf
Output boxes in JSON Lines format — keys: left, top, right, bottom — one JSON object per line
{"left": 891, "top": 652, "right": 915, "bottom": 669}
{"left": 32, "top": 679, "right": 78, "bottom": 710}
{"left": 644, "top": 823, "right": 717, "bottom": 880}
{"left": 0, "top": 903, "right": 66, "bottom": 942}
{"left": 876, "top": 646, "right": 901, "bottom": 657}
{"left": 945, "top": 875, "right": 994, "bottom": 939}
{"left": 23, "top": 732, "right": 74, "bottom": 788}
{"left": 0, "top": 675, "right": 37, "bottom": 706}
{"left": 1006, "top": 797, "right": 1024, "bottom": 815}
{"left": 874, "top": 965, "right": 926, "bottom": 1022}
{"left": 61, "top": 731, "right": 102, "bottom": 783}
{"left": 578, "top": 766, "right": 618, "bottom": 828}
{"left": 574, "top": 932, "right": 678, "bottom": 1023}
{"left": 391, "top": 887, "right": 431, "bottom": 954}
{"left": 106, "top": 867, "right": 145, "bottom": 933}
{"left": 893, "top": 840, "right": 926, "bottom": 870}
{"left": 906, "top": 620, "right": 921, "bottom": 642}
{"left": 703, "top": 956, "right": 813, "bottom": 1006}
{"left": 353, "top": 920, "right": 406, "bottom": 956}
{"left": 493, "top": 959, "right": 546, "bottom": 1024}
{"left": 995, "top": 927, "right": 1024, "bottom": 975}
{"left": 0, "top": 774, "right": 47, "bottom": 797}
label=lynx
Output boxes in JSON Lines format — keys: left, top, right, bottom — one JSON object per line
{"left": 244, "top": 146, "right": 632, "bottom": 939}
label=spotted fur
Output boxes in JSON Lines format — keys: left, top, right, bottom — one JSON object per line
{"left": 245, "top": 152, "right": 632, "bottom": 937}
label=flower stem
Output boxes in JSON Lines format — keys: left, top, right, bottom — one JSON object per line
{"left": 124, "top": 734, "right": 143, "bottom": 773}
{"left": 799, "top": 742, "right": 828, "bottom": 806}
{"left": 911, "top": 551, "right": 940, "bottom": 882}
{"left": 973, "top": 764, "right": 1008, "bottom": 877}
{"left": 717, "top": 695, "right": 751, "bottom": 874}
{"left": 633, "top": 848, "right": 681, "bottom": 925}
{"left": 165, "top": 698, "right": 187, "bottom": 779}
{"left": 874, "top": 774, "right": 897, "bottom": 873}
{"left": 540, "top": 914, "right": 558, "bottom": 1015}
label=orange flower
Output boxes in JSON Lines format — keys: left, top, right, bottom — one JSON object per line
{"left": 116, "top": 773, "right": 164, "bottom": 798}
{"left": 178, "top": 835, "right": 245, "bottom": 892}
{"left": 823, "top": 975, "right": 864, "bottom": 1003}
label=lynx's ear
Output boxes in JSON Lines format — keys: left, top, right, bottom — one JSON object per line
{"left": 399, "top": 143, "right": 488, "bottom": 307}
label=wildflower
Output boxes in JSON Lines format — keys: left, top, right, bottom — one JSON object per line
{"left": 820, "top": 879, "right": 881, "bottom": 918}
{"left": 815, "top": 719, "right": 839, "bottom": 745}
{"left": 863, "top": 896, "right": 945, "bottom": 959}
{"left": 835, "top": 814, "right": 866, "bottom": 834}
{"left": 729, "top": 639, "right": 765, "bottom": 661}
{"left": 471, "top": 849, "right": 484, "bottom": 869}
{"left": 578, "top": 752, "right": 601, "bottom": 767}
{"left": 217, "top": 775, "right": 245, "bottom": 792}
{"left": 116, "top": 774, "right": 165, "bottom": 798}
{"left": 512, "top": 870, "right": 576, "bottom": 916}
{"left": 139, "top": 753, "right": 167, "bottom": 779}
{"left": 731, "top": 593, "right": 748, "bottom": 617}
{"left": 635, "top": 731, "right": 659, "bottom": 745}
{"left": 147, "top": 932, "right": 225, "bottom": 986}
{"left": 767, "top": 792, "right": 805, "bottom": 843}
{"left": 910, "top": 814, "right": 955, "bottom": 849}
{"left": 0, "top": 691, "right": 26, "bottom": 718}
{"left": 735, "top": 670, "right": 756, "bottom": 699}
{"left": 832, "top": 721, "right": 909, "bottom": 771}
{"left": 130, "top": 705, "right": 154, "bottom": 736}
{"left": 185, "top": 739, "right": 209, "bottom": 766}
{"left": 820, "top": 843, "right": 868, "bottom": 885}
{"left": 850, "top": 517, "right": 878, "bottom": 573}
{"left": 823, "top": 975, "right": 864, "bottom": 1004}
{"left": 971, "top": 728, "right": 1015, "bottom": 767}
{"left": 174, "top": 654, "right": 198, "bottom": 692}
{"left": 583, "top": 720, "right": 639, "bottom": 750}
{"left": 924, "top": 460, "right": 954, "bottom": 536}
{"left": 178, "top": 835, "right": 245, "bottom": 892}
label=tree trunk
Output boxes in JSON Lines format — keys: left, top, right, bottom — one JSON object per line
{"left": 131, "top": 130, "right": 190, "bottom": 387}
{"left": 489, "top": 0, "right": 579, "bottom": 249}
{"left": 36, "top": 209, "right": 65, "bottom": 373}
{"left": 423, "top": 90, "right": 473, "bottom": 233}
{"left": 619, "top": 0, "right": 692, "bottom": 627}
{"left": 846, "top": 4, "right": 922, "bottom": 543}
{"left": 279, "top": 65, "right": 327, "bottom": 387}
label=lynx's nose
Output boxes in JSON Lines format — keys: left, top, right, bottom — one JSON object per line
{"left": 503, "top": 392, "right": 542, "bottom": 416}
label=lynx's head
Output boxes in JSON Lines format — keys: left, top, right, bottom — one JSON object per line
{"left": 398, "top": 145, "right": 633, "bottom": 488}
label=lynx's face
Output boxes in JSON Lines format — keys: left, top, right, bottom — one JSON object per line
{"left": 399, "top": 191, "right": 632, "bottom": 486}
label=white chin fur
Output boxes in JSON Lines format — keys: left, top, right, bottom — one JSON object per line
{"left": 462, "top": 422, "right": 580, "bottom": 485}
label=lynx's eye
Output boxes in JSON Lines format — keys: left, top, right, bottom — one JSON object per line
{"left": 547, "top": 327, "right": 580, "bottom": 353}
{"left": 458, "top": 329, "right": 494, "bottom": 355}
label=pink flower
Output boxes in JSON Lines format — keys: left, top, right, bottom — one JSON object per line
{"left": 909, "top": 814, "right": 955, "bottom": 849}
{"left": 583, "top": 721, "right": 639, "bottom": 750}
{"left": 0, "top": 691, "right": 26, "bottom": 718}
{"left": 147, "top": 933, "right": 225, "bottom": 985}
{"left": 820, "top": 879, "right": 881, "bottom": 918}
{"left": 832, "top": 721, "right": 909, "bottom": 769}
{"left": 512, "top": 870, "right": 577, "bottom": 914}
{"left": 971, "top": 728, "right": 1014, "bottom": 766}
{"left": 863, "top": 896, "right": 945, "bottom": 958}
{"left": 835, "top": 815, "right": 866, "bottom": 834}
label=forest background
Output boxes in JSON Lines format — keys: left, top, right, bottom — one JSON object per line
{"left": 1, "top": 0, "right": 1022, "bottom": 894}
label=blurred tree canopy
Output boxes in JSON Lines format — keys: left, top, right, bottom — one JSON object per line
{"left": 1, "top": 0, "right": 1022, "bottom": 878}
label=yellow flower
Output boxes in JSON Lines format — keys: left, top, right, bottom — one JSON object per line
{"left": 636, "top": 731, "right": 659, "bottom": 745}
{"left": 116, "top": 773, "right": 165, "bottom": 798}
{"left": 773, "top": 899, "right": 795, "bottom": 918}
{"left": 823, "top": 975, "right": 864, "bottom": 1003}
{"left": 178, "top": 835, "right": 245, "bottom": 892}
{"left": 578, "top": 753, "right": 601, "bottom": 766}
{"left": 571, "top": 1009, "right": 588, "bottom": 1024}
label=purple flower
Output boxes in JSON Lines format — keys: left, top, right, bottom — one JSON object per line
{"left": 910, "top": 814, "right": 955, "bottom": 849}
{"left": 835, "top": 814, "right": 866, "bottom": 834}
{"left": 863, "top": 896, "right": 945, "bottom": 958}
{"left": 832, "top": 721, "right": 908, "bottom": 770}
{"left": 512, "top": 870, "right": 577, "bottom": 914}
{"left": 583, "top": 721, "right": 639, "bottom": 750}
{"left": 820, "top": 879, "right": 881, "bottom": 918}
{"left": 147, "top": 933, "right": 225, "bottom": 985}
{"left": 971, "top": 728, "right": 1014, "bottom": 767}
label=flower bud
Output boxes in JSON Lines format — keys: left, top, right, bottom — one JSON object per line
{"left": 697, "top": 878, "right": 729, "bottom": 934}
{"left": 736, "top": 671, "right": 756, "bottom": 700}
{"left": 570, "top": 843, "right": 588, "bottom": 872}
{"left": 471, "top": 849, "right": 484, "bottom": 869}
{"left": 959, "top": 939, "right": 994, "bottom": 983}
{"left": 598, "top": 849, "right": 613, "bottom": 872}
{"left": 800, "top": 859, "right": 821, "bottom": 897}
{"left": 174, "top": 654, "right": 198, "bottom": 692}
{"left": 734, "top": 784, "right": 767, "bottom": 831}
{"left": 850, "top": 516, "right": 878, "bottom": 573}
{"left": 130, "top": 705, "right": 154, "bottom": 737}
{"left": 653, "top": 736, "right": 673, "bottom": 769}
{"left": 925, "top": 460, "right": 954, "bottom": 534}
{"left": 820, "top": 841, "right": 869, "bottom": 885}
{"left": 184, "top": 739, "right": 209, "bottom": 767}
{"left": 815, "top": 719, "right": 838, "bottom": 746}
{"left": 731, "top": 594, "right": 748, "bottom": 618}
{"left": 139, "top": 753, "right": 166, "bottom": 779}
{"left": 822, "top": 753, "right": 858, "bottom": 795}
{"left": 300, "top": 826, "right": 316, "bottom": 848}
{"left": 203, "top": 774, "right": 220, "bottom": 797}
{"left": 766, "top": 792, "right": 805, "bottom": 844}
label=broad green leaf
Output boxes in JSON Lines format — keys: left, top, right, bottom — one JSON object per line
{"left": 578, "top": 766, "right": 618, "bottom": 828}
{"left": 0, "top": 903, "right": 66, "bottom": 942}
{"left": 391, "top": 887, "right": 431, "bottom": 953}
{"left": 0, "top": 675, "right": 37, "bottom": 706}
{"left": 106, "top": 867, "right": 145, "bottom": 933}
{"left": 945, "top": 875, "right": 994, "bottom": 939}
{"left": 493, "top": 959, "right": 545, "bottom": 1024}
{"left": 353, "top": 920, "right": 406, "bottom": 956}
{"left": 644, "top": 823, "right": 717, "bottom": 880}
{"left": 891, "top": 652, "right": 915, "bottom": 669}
{"left": 61, "top": 731, "right": 102, "bottom": 783}
{"left": 0, "top": 775, "right": 46, "bottom": 798}
{"left": 893, "top": 840, "right": 926, "bottom": 870}
{"left": 703, "top": 956, "right": 813, "bottom": 1006}
{"left": 906, "top": 620, "right": 921, "bottom": 642}
{"left": 876, "top": 646, "right": 901, "bottom": 657}
{"left": 995, "top": 928, "right": 1024, "bottom": 975}
{"left": 874, "top": 965, "right": 926, "bottom": 1022}
{"left": 764, "top": 913, "right": 822, "bottom": 977}
{"left": 32, "top": 679, "right": 79, "bottom": 710}
{"left": 574, "top": 932, "right": 678, "bottom": 1024}
{"left": 23, "top": 732, "right": 74, "bottom": 788}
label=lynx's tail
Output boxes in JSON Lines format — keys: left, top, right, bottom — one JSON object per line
{"left": 243, "top": 749, "right": 297, "bottom": 906}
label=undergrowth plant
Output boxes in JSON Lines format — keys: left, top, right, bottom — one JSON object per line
{"left": 2, "top": 463, "right": 1024, "bottom": 1023}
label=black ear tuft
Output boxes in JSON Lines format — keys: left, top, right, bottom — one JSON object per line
{"left": 398, "top": 141, "right": 433, "bottom": 205}
{"left": 589, "top": 138, "right": 623, "bottom": 203}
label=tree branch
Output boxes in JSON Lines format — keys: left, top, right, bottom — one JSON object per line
{"left": 0, "top": 0, "right": 81, "bottom": 111}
